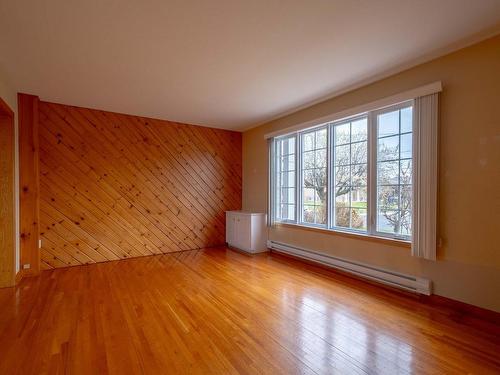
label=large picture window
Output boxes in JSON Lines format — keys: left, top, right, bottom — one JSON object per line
{"left": 271, "top": 101, "right": 413, "bottom": 241}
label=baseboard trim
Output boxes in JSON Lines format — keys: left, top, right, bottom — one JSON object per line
{"left": 267, "top": 240, "right": 431, "bottom": 295}
{"left": 422, "top": 294, "right": 500, "bottom": 326}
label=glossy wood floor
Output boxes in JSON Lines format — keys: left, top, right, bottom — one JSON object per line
{"left": 0, "top": 248, "right": 499, "bottom": 374}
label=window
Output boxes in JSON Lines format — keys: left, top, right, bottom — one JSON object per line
{"left": 274, "top": 135, "right": 296, "bottom": 222}
{"left": 271, "top": 101, "right": 413, "bottom": 241}
{"left": 374, "top": 105, "right": 413, "bottom": 237}
{"left": 300, "top": 128, "right": 327, "bottom": 225}
{"left": 333, "top": 116, "right": 368, "bottom": 231}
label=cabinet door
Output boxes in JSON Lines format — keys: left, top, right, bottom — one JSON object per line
{"left": 233, "top": 215, "right": 240, "bottom": 247}
{"left": 225, "top": 214, "right": 231, "bottom": 244}
{"left": 237, "top": 215, "right": 251, "bottom": 250}
{"left": 226, "top": 213, "right": 235, "bottom": 245}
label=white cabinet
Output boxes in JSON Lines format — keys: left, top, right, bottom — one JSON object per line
{"left": 226, "top": 211, "right": 267, "bottom": 253}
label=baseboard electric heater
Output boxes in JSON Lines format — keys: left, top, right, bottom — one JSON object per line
{"left": 267, "top": 240, "right": 432, "bottom": 295}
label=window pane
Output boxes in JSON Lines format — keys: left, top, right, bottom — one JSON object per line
{"left": 288, "top": 171, "right": 296, "bottom": 187}
{"left": 301, "top": 128, "right": 328, "bottom": 226}
{"left": 400, "top": 185, "right": 412, "bottom": 212}
{"left": 378, "top": 110, "right": 399, "bottom": 137}
{"left": 335, "top": 191, "right": 349, "bottom": 205}
{"left": 332, "top": 116, "right": 368, "bottom": 232}
{"left": 400, "top": 210, "right": 412, "bottom": 235}
{"left": 378, "top": 161, "right": 399, "bottom": 185}
{"left": 377, "top": 209, "right": 400, "bottom": 234}
{"left": 334, "top": 144, "right": 350, "bottom": 165}
{"left": 351, "top": 164, "right": 367, "bottom": 186}
{"left": 317, "top": 185, "right": 327, "bottom": 207}
{"left": 303, "top": 169, "right": 314, "bottom": 187}
{"left": 303, "top": 188, "right": 315, "bottom": 204}
{"left": 314, "top": 169, "right": 327, "bottom": 192}
{"left": 335, "top": 165, "right": 350, "bottom": 191}
{"left": 280, "top": 204, "right": 295, "bottom": 221}
{"left": 351, "top": 118, "right": 367, "bottom": 142}
{"left": 281, "top": 188, "right": 289, "bottom": 204}
{"left": 281, "top": 188, "right": 292, "bottom": 204}
{"left": 303, "top": 133, "right": 314, "bottom": 151}
{"left": 378, "top": 135, "right": 399, "bottom": 161}
{"left": 400, "top": 133, "right": 412, "bottom": 159}
{"left": 303, "top": 205, "right": 315, "bottom": 223}
{"left": 378, "top": 185, "right": 399, "bottom": 210}
{"left": 281, "top": 155, "right": 295, "bottom": 171}
{"left": 303, "top": 151, "right": 315, "bottom": 169}
{"left": 280, "top": 204, "right": 288, "bottom": 219}
{"left": 282, "top": 138, "right": 295, "bottom": 155}
{"left": 288, "top": 138, "right": 296, "bottom": 154}
{"left": 335, "top": 205, "right": 350, "bottom": 228}
{"left": 351, "top": 208, "right": 367, "bottom": 230}
{"left": 335, "top": 123, "right": 350, "bottom": 145}
{"left": 400, "top": 160, "right": 412, "bottom": 184}
{"left": 376, "top": 104, "right": 413, "bottom": 237}
{"left": 351, "top": 187, "right": 367, "bottom": 208}
{"left": 275, "top": 136, "right": 296, "bottom": 222}
{"left": 315, "top": 205, "right": 327, "bottom": 225}
{"left": 314, "top": 189, "right": 322, "bottom": 203}
{"left": 351, "top": 141, "right": 367, "bottom": 164}
{"left": 401, "top": 106, "right": 413, "bottom": 133}
{"left": 316, "top": 129, "right": 327, "bottom": 149}
{"left": 280, "top": 138, "right": 291, "bottom": 155}
{"left": 316, "top": 149, "right": 327, "bottom": 168}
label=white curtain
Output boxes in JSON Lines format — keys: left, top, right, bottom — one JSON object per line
{"left": 412, "top": 93, "right": 439, "bottom": 260}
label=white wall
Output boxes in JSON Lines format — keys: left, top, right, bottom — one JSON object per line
{"left": 0, "top": 72, "right": 19, "bottom": 274}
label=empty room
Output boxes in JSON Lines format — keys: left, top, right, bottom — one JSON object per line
{"left": 1, "top": 1, "right": 499, "bottom": 374}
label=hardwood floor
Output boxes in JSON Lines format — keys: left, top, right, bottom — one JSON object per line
{"left": 0, "top": 248, "right": 498, "bottom": 374}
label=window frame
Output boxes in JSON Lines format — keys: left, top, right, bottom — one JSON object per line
{"left": 274, "top": 134, "right": 298, "bottom": 224}
{"left": 370, "top": 101, "right": 414, "bottom": 241}
{"left": 298, "top": 126, "right": 328, "bottom": 228}
{"left": 271, "top": 100, "right": 414, "bottom": 243}
{"left": 330, "top": 113, "right": 369, "bottom": 234}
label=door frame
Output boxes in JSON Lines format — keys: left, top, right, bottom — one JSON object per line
{"left": 0, "top": 96, "right": 16, "bottom": 287}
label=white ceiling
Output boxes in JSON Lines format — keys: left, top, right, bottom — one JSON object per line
{"left": 1, "top": 1, "right": 499, "bottom": 131}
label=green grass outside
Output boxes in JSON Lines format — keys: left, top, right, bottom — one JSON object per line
{"left": 351, "top": 201, "right": 367, "bottom": 208}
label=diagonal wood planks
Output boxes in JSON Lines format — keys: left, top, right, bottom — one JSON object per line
{"left": 38, "top": 101, "right": 241, "bottom": 269}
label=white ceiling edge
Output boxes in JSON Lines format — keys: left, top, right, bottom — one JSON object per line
{"left": 241, "top": 25, "right": 500, "bottom": 133}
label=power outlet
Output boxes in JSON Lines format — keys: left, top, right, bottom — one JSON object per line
{"left": 23, "top": 264, "right": 31, "bottom": 270}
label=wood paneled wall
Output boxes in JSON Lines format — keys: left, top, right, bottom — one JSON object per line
{"left": 38, "top": 101, "right": 241, "bottom": 269}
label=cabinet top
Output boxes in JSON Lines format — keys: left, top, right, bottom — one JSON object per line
{"left": 226, "top": 210, "right": 266, "bottom": 217}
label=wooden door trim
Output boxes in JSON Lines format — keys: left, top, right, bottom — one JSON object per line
{"left": 0, "top": 96, "right": 16, "bottom": 288}
{"left": 18, "top": 93, "right": 40, "bottom": 276}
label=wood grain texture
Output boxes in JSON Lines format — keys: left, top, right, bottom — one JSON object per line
{"left": 0, "top": 97, "right": 15, "bottom": 287}
{"left": 38, "top": 101, "right": 241, "bottom": 269}
{"left": 0, "top": 247, "right": 498, "bottom": 374}
{"left": 18, "top": 93, "right": 41, "bottom": 275}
